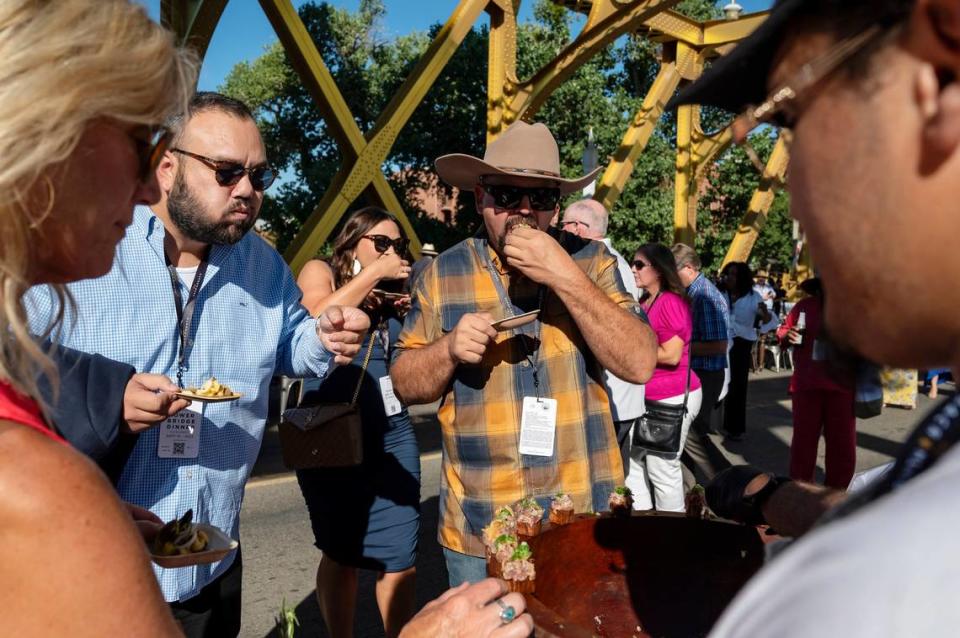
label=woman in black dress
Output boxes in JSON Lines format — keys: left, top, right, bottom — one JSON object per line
{"left": 295, "top": 207, "right": 420, "bottom": 637}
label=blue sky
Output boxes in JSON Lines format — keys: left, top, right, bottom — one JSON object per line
{"left": 142, "top": 0, "right": 773, "bottom": 91}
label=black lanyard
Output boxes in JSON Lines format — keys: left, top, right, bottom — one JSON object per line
{"left": 165, "top": 257, "right": 209, "bottom": 388}
{"left": 472, "top": 239, "right": 545, "bottom": 397}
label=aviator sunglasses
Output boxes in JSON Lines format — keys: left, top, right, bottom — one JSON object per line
{"left": 362, "top": 234, "right": 409, "bottom": 254}
{"left": 483, "top": 184, "right": 561, "bottom": 211}
{"left": 171, "top": 148, "right": 277, "bottom": 191}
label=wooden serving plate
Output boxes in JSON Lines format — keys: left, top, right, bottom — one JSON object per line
{"left": 522, "top": 513, "right": 765, "bottom": 638}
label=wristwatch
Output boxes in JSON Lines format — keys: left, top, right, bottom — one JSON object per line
{"left": 742, "top": 474, "right": 792, "bottom": 526}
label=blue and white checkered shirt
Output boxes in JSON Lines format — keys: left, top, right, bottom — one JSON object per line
{"left": 25, "top": 206, "right": 333, "bottom": 602}
{"left": 687, "top": 273, "right": 730, "bottom": 371}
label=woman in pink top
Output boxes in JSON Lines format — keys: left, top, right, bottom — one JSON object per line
{"left": 626, "top": 244, "right": 702, "bottom": 511}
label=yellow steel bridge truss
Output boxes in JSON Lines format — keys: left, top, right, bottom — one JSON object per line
{"left": 161, "top": 0, "right": 789, "bottom": 274}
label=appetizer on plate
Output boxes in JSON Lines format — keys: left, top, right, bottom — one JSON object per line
{"left": 487, "top": 533, "right": 518, "bottom": 578}
{"left": 152, "top": 509, "right": 208, "bottom": 557}
{"left": 513, "top": 497, "right": 545, "bottom": 538}
{"left": 150, "top": 509, "right": 238, "bottom": 569}
{"left": 177, "top": 376, "right": 241, "bottom": 402}
{"left": 501, "top": 541, "right": 536, "bottom": 594}
{"left": 549, "top": 492, "right": 575, "bottom": 526}
{"left": 608, "top": 486, "right": 633, "bottom": 517}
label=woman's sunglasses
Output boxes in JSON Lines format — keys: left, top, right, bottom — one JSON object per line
{"left": 132, "top": 125, "right": 172, "bottom": 183}
{"left": 483, "top": 184, "right": 561, "bottom": 211}
{"left": 363, "top": 234, "right": 409, "bottom": 254}
{"left": 172, "top": 148, "right": 276, "bottom": 191}
{"left": 632, "top": 260, "right": 650, "bottom": 270}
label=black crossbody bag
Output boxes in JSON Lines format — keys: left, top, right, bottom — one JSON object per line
{"left": 632, "top": 364, "right": 692, "bottom": 455}
{"left": 631, "top": 292, "right": 692, "bottom": 454}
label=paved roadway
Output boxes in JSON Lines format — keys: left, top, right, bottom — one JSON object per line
{"left": 238, "top": 371, "right": 946, "bottom": 637}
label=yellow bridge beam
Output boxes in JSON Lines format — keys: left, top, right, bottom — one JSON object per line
{"left": 258, "top": 0, "right": 416, "bottom": 273}
{"left": 595, "top": 60, "right": 682, "bottom": 210}
{"left": 160, "top": 0, "right": 228, "bottom": 65}
{"left": 266, "top": 0, "right": 491, "bottom": 273}
{"left": 506, "top": 0, "right": 684, "bottom": 123}
{"left": 722, "top": 133, "right": 791, "bottom": 267}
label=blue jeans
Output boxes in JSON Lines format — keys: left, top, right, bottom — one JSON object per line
{"left": 443, "top": 547, "right": 487, "bottom": 588}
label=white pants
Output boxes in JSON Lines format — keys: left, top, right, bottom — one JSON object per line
{"left": 626, "top": 387, "right": 703, "bottom": 512}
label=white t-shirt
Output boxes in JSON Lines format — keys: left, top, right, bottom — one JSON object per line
{"left": 600, "top": 238, "right": 645, "bottom": 421}
{"left": 709, "top": 444, "right": 960, "bottom": 637}
{"left": 176, "top": 264, "right": 199, "bottom": 290}
{"left": 727, "top": 291, "right": 763, "bottom": 342}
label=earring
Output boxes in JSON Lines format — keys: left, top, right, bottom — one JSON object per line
{"left": 352, "top": 258, "right": 362, "bottom": 275}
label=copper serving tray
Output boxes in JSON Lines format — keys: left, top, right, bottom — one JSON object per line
{"left": 522, "top": 513, "right": 765, "bottom": 638}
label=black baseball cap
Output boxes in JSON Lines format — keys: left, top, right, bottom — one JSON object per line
{"left": 668, "top": 0, "right": 915, "bottom": 114}
{"left": 666, "top": 0, "right": 805, "bottom": 113}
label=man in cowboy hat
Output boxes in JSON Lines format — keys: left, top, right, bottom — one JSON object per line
{"left": 391, "top": 121, "right": 658, "bottom": 585}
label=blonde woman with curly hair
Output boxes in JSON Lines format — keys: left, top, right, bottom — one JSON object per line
{"left": 0, "top": 1, "right": 195, "bottom": 635}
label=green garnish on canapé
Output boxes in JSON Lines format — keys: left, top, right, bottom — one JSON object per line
{"left": 510, "top": 541, "right": 533, "bottom": 561}
{"left": 495, "top": 506, "right": 514, "bottom": 520}
{"left": 494, "top": 534, "right": 517, "bottom": 548}
{"left": 614, "top": 486, "right": 632, "bottom": 496}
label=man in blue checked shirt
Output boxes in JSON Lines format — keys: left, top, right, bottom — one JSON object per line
{"left": 672, "top": 243, "right": 732, "bottom": 484}
{"left": 25, "top": 92, "right": 368, "bottom": 638}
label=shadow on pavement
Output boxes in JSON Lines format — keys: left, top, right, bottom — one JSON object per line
{"left": 261, "top": 495, "right": 447, "bottom": 638}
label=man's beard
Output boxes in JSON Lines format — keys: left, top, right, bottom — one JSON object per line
{"left": 167, "top": 170, "right": 257, "bottom": 246}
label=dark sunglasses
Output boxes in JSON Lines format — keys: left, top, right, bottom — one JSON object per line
{"left": 632, "top": 260, "right": 649, "bottom": 270}
{"left": 362, "top": 234, "right": 409, "bottom": 254}
{"left": 131, "top": 126, "right": 172, "bottom": 182}
{"left": 172, "top": 148, "right": 276, "bottom": 191}
{"left": 483, "top": 184, "right": 561, "bottom": 211}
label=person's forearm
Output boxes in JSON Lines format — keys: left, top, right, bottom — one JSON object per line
{"left": 549, "top": 268, "right": 656, "bottom": 384}
{"left": 762, "top": 481, "right": 847, "bottom": 537}
{"left": 691, "top": 340, "right": 728, "bottom": 357}
{"left": 391, "top": 337, "right": 458, "bottom": 405}
{"left": 304, "top": 268, "right": 381, "bottom": 317}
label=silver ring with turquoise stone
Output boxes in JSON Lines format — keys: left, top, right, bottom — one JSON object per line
{"left": 495, "top": 598, "right": 516, "bottom": 624}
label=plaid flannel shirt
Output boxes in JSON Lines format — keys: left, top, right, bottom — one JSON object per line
{"left": 395, "top": 232, "right": 646, "bottom": 556}
{"left": 687, "top": 273, "right": 730, "bottom": 371}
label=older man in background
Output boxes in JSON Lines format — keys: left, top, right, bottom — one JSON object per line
{"left": 561, "top": 199, "right": 646, "bottom": 470}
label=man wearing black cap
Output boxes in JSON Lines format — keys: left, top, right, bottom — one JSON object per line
{"left": 401, "top": 0, "right": 960, "bottom": 633}
{"left": 662, "top": 0, "right": 960, "bottom": 635}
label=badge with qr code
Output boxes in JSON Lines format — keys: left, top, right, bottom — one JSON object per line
{"left": 158, "top": 402, "right": 203, "bottom": 459}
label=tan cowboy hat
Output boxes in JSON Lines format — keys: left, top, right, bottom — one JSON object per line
{"left": 435, "top": 121, "right": 602, "bottom": 195}
{"left": 421, "top": 243, "right": 438, "bottom": 256}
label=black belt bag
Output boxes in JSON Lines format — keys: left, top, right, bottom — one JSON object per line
{"left": 632, "top": 364, "right": 692, "bottom": 455}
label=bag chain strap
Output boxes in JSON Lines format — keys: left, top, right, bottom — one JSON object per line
{"left": 349, "top": 333, "right": 377, "bottom": 407}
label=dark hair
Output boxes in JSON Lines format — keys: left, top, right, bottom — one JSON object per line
{"left": 166, "top": 91, "right": 255, "bottom": 145}
{"left": 721, "top": 261, "right": 754, "bottom": 299}
{"left": 636, "top": 243, "right": 687, "bottom": 300}
{"left": 330, "top": 206, "right": 407, "bottom": 288}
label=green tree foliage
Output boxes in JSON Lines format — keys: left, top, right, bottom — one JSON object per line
{"left": 221, "top": 0, "right": 793, "bottom": 272}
